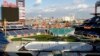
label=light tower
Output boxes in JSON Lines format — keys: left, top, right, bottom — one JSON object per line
{"left": 16, "top": 0, "right": 25, "bottom": 24}
{"left": 94, "top": 0, "right": 100, "bottom": 16}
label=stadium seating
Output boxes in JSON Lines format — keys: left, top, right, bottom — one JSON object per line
{"left": 84, "top": 19, "right": 90, "bottom": 23}
{"left": 7, "top": 31, "right": 17, "bottom": 36}
{"left": 6, "top": 25, "right": 74, "bottom": 37}
{"left": 49, "top": 28, "right": 74, "bottom": 36}
{"left": 6, "top": 25, "right": 47, "bottom": 37}
{"left": 24, "top": 25, "right": 32, "bottom": 29}
{"left": 75, "top": 15, "right": 100, "bottom": 38}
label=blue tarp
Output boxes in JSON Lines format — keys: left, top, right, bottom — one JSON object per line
{"left": 0, "top": 32, "right": 9, "bottom": 44}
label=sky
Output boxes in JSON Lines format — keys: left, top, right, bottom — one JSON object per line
{"left": 0, "top": 0, "right": 99, "bottom": 19}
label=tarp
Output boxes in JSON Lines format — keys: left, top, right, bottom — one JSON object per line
{"left": 0, "top": 32, "right": 9, "bottom": 44}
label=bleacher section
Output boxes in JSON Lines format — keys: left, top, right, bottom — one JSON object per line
{"left": 6, "top": 25, "right": 46, "bottom": 37}
{"left": 49, "top": 28, "right": 74, "bottom": 36}
{"left": 5, "top": 25, "right": 73, "bottom": 37}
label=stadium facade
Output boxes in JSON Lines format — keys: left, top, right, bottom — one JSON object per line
{"left": 16, "top": 0, "right": 25, "bottom": 24}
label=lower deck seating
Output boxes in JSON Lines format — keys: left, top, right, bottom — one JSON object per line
{"left": 6, "top": 28, "right": 46, "bottom": 37}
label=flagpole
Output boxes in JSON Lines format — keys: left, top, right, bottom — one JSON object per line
{"left": 4, "top": 19, "right": 7, "bottom": 37}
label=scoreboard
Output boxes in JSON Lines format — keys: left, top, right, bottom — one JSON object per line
{"left": 1, "top": 7, "right": 19, "bottom": 22}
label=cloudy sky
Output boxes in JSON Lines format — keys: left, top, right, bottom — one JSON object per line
{"left": 0, "top": 0, "right": 99, "bottom": 19}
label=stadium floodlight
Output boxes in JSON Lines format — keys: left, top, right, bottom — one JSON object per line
{"left": 96, "top": 0, "right": 100, "bottom": 7}
{"left": 93, "top": 0, "right": 100, "bottom": 15}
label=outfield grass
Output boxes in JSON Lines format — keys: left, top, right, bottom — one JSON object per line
{"left": 11, "top": 35, "right": 79, "bottom": 42}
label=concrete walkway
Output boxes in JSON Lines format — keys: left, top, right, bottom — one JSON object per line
{"left": 5, "top": 41, "right": 28, "bottom": 52}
